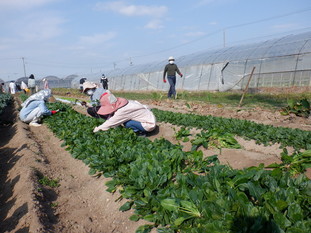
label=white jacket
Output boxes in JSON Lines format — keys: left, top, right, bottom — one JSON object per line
{"left": 94, "top": 100, "right": 156, "bottom": 132}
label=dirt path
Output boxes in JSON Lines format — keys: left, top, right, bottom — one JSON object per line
{"left": 0, "top": 102, "right": 44, "bottom": 232}
{"left": 0, "top": 97, "right": 310, "bottom": 233}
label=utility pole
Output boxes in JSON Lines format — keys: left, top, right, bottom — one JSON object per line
{"left": 22, "top": 57, "right": 27, "bottom": 77}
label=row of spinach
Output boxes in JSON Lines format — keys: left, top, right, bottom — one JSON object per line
{"left": 172, "top": 126, "right": 310, "bottom": 176}
{"left": 152, "top": 109, "right": 311, "bottom": 151}
{"left": 0, "top": 93, "right": 13, "bottom": 115}
{"left": 43, "top": 102, "right": 310, "bottom": 233}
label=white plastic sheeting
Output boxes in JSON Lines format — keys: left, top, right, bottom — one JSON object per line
{"left": 71, "top": 31, "right": 311, "bottom": 91}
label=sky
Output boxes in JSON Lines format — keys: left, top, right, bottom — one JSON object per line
{"left": 0, "top": 0, "right": 311, "bottom": 81}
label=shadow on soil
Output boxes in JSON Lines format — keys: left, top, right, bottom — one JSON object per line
{"left": 0, "top": 104, "right": 29, "bottom": 232}
{"left": 0, "top": 102, "right": 58, "bottom": 232}
{"left": 34, "top": 170, "right": 59, "bottom": 230}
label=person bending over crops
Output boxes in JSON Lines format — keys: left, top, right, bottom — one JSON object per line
{"left": 93, "top": 91, "right": 156, "bottom": 137}
{"left": 19, "top": 89, "right": 58, "bottom": 127}
{"left": 82, "top": 81, "right": 111, "bottom": 119}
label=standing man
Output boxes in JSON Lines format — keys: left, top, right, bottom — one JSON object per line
{"left": 28, "top": 74, "right": 36, "bottom": 95}
{"left": 100, "top": 74, "right": 108, "bottom": 89}
{"left": 163, "top": 56, "right": 183, "bottom": 99}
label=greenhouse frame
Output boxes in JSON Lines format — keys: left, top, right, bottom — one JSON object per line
{"left": 74, "top": 31, "right": 311, "bottom": 92}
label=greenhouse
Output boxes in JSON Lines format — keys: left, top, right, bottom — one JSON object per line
{"left": 75, "top": 30, "right": 311, "bottom": 92}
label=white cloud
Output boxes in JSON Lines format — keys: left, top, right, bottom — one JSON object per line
{"left": 185, "top": 31, "right": 206, "bottom": 37}
{"left": 0, "top": 0, "right": 56, "bottom": 9}
{"left": 144, "top": 20, "right": 164, "bottom": 29}
{"left": 78, "top": 32, "right": 117, "bottom": 45}
{"left": 95, "top": 1, "right": 168, "bottom": 17}
{"left": 196, "top": 0, "right": 235, "bottom": 7}
{"left": 197, "top": 0, "right": 217, "bottom": 5}
{"left": 18, "top": 16, "right": 64, "bottom": 41}
{"left": 0, "top": 38, "right": 13, "bottom": 51}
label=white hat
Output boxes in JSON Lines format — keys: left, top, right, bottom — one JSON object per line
{"left": 82, "top": 81, "right": 97, "bottom": 93}
{"left": 168, "top": 56, "right": 175, "bottom": 61}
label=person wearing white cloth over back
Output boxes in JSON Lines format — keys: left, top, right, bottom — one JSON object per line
{"left": 93, "top": 91, "right": 156, "bottom": 137}
{"left": 19, "top": 89, "right": 58, "bottom": 127}
{"left": 20, "top": 81, "right": 29, "bottom": 94}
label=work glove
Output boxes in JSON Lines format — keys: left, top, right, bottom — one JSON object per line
{"left": 163, "top": 79, "right": 166, "bottom": 83}
{"left": 51, "top": 110, "right": 59, "bottom": 115}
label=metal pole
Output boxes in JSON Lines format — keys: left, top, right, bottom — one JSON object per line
{"left": 238, "top": 66, "right": 256, "bottom": 107}
{"left": 22, "top": 57, "right": 27, "bottom": 77}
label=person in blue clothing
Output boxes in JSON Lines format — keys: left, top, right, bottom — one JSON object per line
{"left": 82, "top": 81, "right": 110, "bottom": 119}
{"left": 19, "top": 89, "right": 58, "bottom": 127}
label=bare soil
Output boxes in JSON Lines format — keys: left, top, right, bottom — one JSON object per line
{"left": 0, "top": 95, "right": 310, "bottom": 233}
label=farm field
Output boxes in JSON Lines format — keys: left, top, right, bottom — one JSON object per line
{"left": 0, "top": 89, "right": 310, "bottom": 232}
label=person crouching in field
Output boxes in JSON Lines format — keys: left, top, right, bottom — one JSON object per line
{"left": 82, "top": 81, "right": 111, "bottom": 119}
{"left": 19, "top": 89, "right": 58, "bottom": 127}
{"left": 93, "top": 91, "right": 156, "bottom": 137}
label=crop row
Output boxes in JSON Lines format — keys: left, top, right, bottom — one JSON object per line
{"left": 152, "top": 109, "right": 311, "bottom": 151}
{"left": 0, "top": 93, "right": 13, "bottom": 115}
{"left": 43, "top": 102, "right": 311, "bottom": 233}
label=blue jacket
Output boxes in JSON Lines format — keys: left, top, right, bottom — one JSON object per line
{"left": 19, "top": 100, "right": 51, "bottom": 121}
{"left": 90, "top": 88, "right": 106, "bottom": 106}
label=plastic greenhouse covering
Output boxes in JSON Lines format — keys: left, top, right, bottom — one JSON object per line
{"left": 71, "top": 31, "right": 311, "bottom": 91}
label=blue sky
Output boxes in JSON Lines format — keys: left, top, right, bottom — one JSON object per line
{"left": 0, "top": 0, "right": 310, "bottom": 81}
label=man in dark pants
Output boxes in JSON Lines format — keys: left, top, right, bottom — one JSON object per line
{"left": 100, "top": 74, "right": 108, "bottom": 90}
{"left": 163, "top": 56, "right": 183, "bottom": 99}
